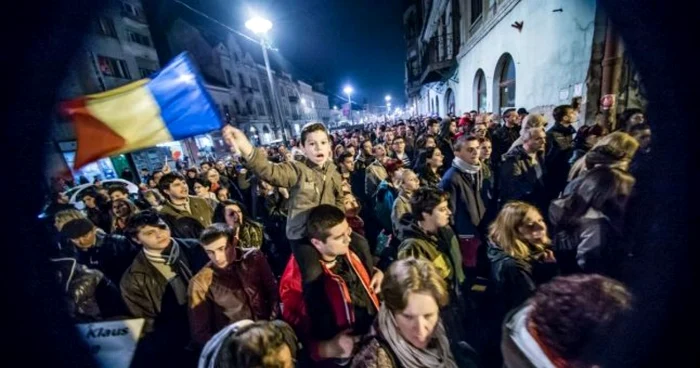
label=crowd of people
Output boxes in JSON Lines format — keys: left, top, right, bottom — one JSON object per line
{"left": 42, "top": 105, "right": 651, "bottom": 367}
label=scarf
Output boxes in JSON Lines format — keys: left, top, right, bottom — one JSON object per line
{"left": 143, "top": 240, "right": 194, "bottom": 281}
{"left": 378, "top": 304, "right": 458, "bottom": 368}
{"left": 452, "top": 157, "right": 481, "bottom": 175}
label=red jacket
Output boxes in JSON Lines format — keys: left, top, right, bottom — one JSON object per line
{"left": 279, "top": 252, "right": 379, "bottom": 361}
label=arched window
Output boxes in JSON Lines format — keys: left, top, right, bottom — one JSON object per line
{"left": 246, "top": 100, "right": 254, "bottom": 115}
{"left": 434, "top": 96, "right": 440, "bottom": 115}
{"left": 473, "top": 69, "right": 487, "bottom": 112}
{"left": 233, "top": 100, "right": 241, "bottom": 115}
{"left": 494, "top": 53, "right": 516, "bottom": 111}
{"left": 445, "top": 88, "right": 455, "bottom": 115}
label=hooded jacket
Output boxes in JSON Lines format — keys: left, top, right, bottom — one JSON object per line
{"left": 499, "top": 145, "right": 547, "bottom": 211}
{"left": 51, "top": 257, "right": 127, "bottom": 322}
{"left": 549, "top": 202, "right": 625, "bottom": 277}
{"left": 440, "top": 159, "right": 485, "bottom": 237}
{"left": 279, "top": 252, "right": 379, "bottom": 362}
{"left": 501, "top": 305, "right": 557, "bottom": 368}
{"left": 396, "top": 214, "right": 465, "bottom": 285}
{"left": 244, "top": 147, "right": 344, "bottom": 240}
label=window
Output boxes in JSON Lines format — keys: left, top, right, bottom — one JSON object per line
{"left": 246, "top": 100, "right": 255, "bottom": 115}
{"left": 496, "top": 53, "right": 516, "bottom": 110}
{"left": 474, "top": 69, "right": 487, "bottom": 112}
{"left": 256, "top": 102, "right": 266, "bottom": 116}
{"left": 225, "top": 70, "right": 233, "bottom": 86}
{"left": 98, "top": 56, "right": 131, "bottom": 79}
{"left": 223, "top": 105, "right": 231, "bottom": 121}
{"left": 280, "top": 87, "right": 286, "bottom": 97}
{"left": 238, "top": 73, "right": 246, "bottom": 87}
{"left": 96, "top": 17, "right": 117, "bottom": 37}
{"left": 122, "top": 1, "right": 140, "bottom": 17}
{"left": 139, "top": 68, "right": 155, "bottom": 78}
{"left": 251, "top": 78, "right": 261, "bottom": 91}
{"left": 234, "top": 100, "right": 242, "bottom": 114}
{"left": 128, "top": 31, "right": 150, "bottom": 46}
{"left": 471, "top": 0, "right": 483, "bottom": 22}
{"left": 234, "top": 53, "right": 240, "bottom": 62}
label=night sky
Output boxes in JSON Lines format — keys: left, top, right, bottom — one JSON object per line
{"left": 199, "top": 0, "right": 407, "bottom": 108}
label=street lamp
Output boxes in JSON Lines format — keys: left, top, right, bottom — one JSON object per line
{"left": 245, "top": 16, "right": 287, "bottom": 144}
{"left": 385, "top": 95, "right": 391, "bottom": 102}
{"left": 343, "top": 86, "right": 353, "bottom": 123}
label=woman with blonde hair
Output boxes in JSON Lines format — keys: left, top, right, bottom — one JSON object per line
{"left": 487, "top": 201, "right": 559, "bottom": 315}
{"left": 391, "top": 169, "right": 420, "bottom": 233}
{"left": 54, "top": 208, "right": 86, "bottom": 232}
{"left": 352, "top": 258, "right": 477, "bottom": 368}
{"left": 506, "top": 113, "right": 548, "bottom": 154}
{"left": 564, "top": 131, "right": 639, "bottom": 196}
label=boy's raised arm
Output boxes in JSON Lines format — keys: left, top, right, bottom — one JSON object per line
{"left": 222, "top": 126, "right": 299, "bottom": 188}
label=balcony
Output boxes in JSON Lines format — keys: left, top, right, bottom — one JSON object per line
{"left": 419, "top": 33, "right": 458, "bottom": 85}
{"left": 288, "top": 96, "right": 299, "bottom": 104}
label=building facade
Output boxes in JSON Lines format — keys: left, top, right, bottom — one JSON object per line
{"left": 48, "top": 0, "right": 174, "bottom": 183}
{"left": 404, "top": 0, "right": 645, "bottom": 127}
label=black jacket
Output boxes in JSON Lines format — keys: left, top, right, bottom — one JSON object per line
{"left": 549, "top": 202, "right": 625, "bottom": 277}
{"left": 545, "top": 122, "right": 576, "bottom": 199}
{"left": 120, "top": 238, "right": 208, "bottom": 365}
{"left": 59, "top": 231, "right": 137, "bottom": 284}
{"left": 440, "top": 166, "right": 485, "bottom": 237}
{"left": 499, "top": 146, "right": 547, "bottom": 212}
{"left": 51, "top": 257, "right": 127, "bottom": 322}
{"left": 486, "top": 242, "right": 558, "bottom": 319}
{"left": 491, "top": 124, "right": 521, "bottom": 163}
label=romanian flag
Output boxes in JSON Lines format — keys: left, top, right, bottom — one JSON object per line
{"left": 61, "top": 53, "right": 222, "bottom": 169}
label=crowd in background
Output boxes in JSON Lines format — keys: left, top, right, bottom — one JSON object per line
{"left": 41, "top": 105, "right": 651, "bottom": 367}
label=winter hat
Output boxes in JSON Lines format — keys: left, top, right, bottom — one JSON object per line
{"left": 585, "top": 145, "right": 628, "bottom": 170}
{"left": 60, "top": 218, "right": 95, "bottom": 239}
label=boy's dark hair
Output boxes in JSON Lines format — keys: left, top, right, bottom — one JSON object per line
{"left": 306, "top": 204, "right": 346, "bottom": 242}
{"left": 200, "top": 161, "right": 212, "bottom": 168}
{"left": 503, "top": 108, "right": 516, "bottom": 118}
{"left": 215, "top": 320, "right": 298, "bottom": 368}
{"left": 427, "top": 118, "right": 439, "bottom": 128}
{"left": 199, "top": 222, "right": 235, "bottom": 246}
{"left": 300, "top": 122, "right": 329, "bottom": 146}
{"left": 158, "top": 172, "right": 186, "bottom": 195}
{"left": 553, "top": 105, "right": 574, "bottom": 123}
{"left": 193, "top": 177, "right": 212, "bottom": 189}
{"left": 529, "top": 274, "right": 632, "bottom": 365}
{"left": 410, "top": 187, "right": 449, "bottom": 221}
{"left": 78, "top": 187, "right": 98, "bottom": 201}
{"left": 125, "top": 210, "right": 168, "bottom": 240}
{"left": 186, "top": 168, "right": 198, "bottom": 175}
{"left": 212, "top": 199, "right": 250, "bottom": 224}
{"left": 337, "top": 152, "right": 354, "bottom": 164}
{"left": 107, "top": 185, "right": 129, "bottom": 196}
{"left": 629, "top": 122, "right": 651, "bottom": 133}
{"left": 453, "top": 135, "right": 480, "bottom": 152}
{"left": 619, "top": 108, "right": 644, "bottom": 126}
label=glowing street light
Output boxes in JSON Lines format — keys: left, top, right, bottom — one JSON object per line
{"left": 245, "top": 17, "right": 273, "bottom": 34}
{"left": 385, "top": 95, "right": 391, "bottom": 102}
{"left": 246, "top": 16, "right": 287, "bottom": 143}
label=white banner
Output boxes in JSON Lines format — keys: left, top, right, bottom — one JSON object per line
{"left": 76, "top": 318, "right": 145, "bottom": 368}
